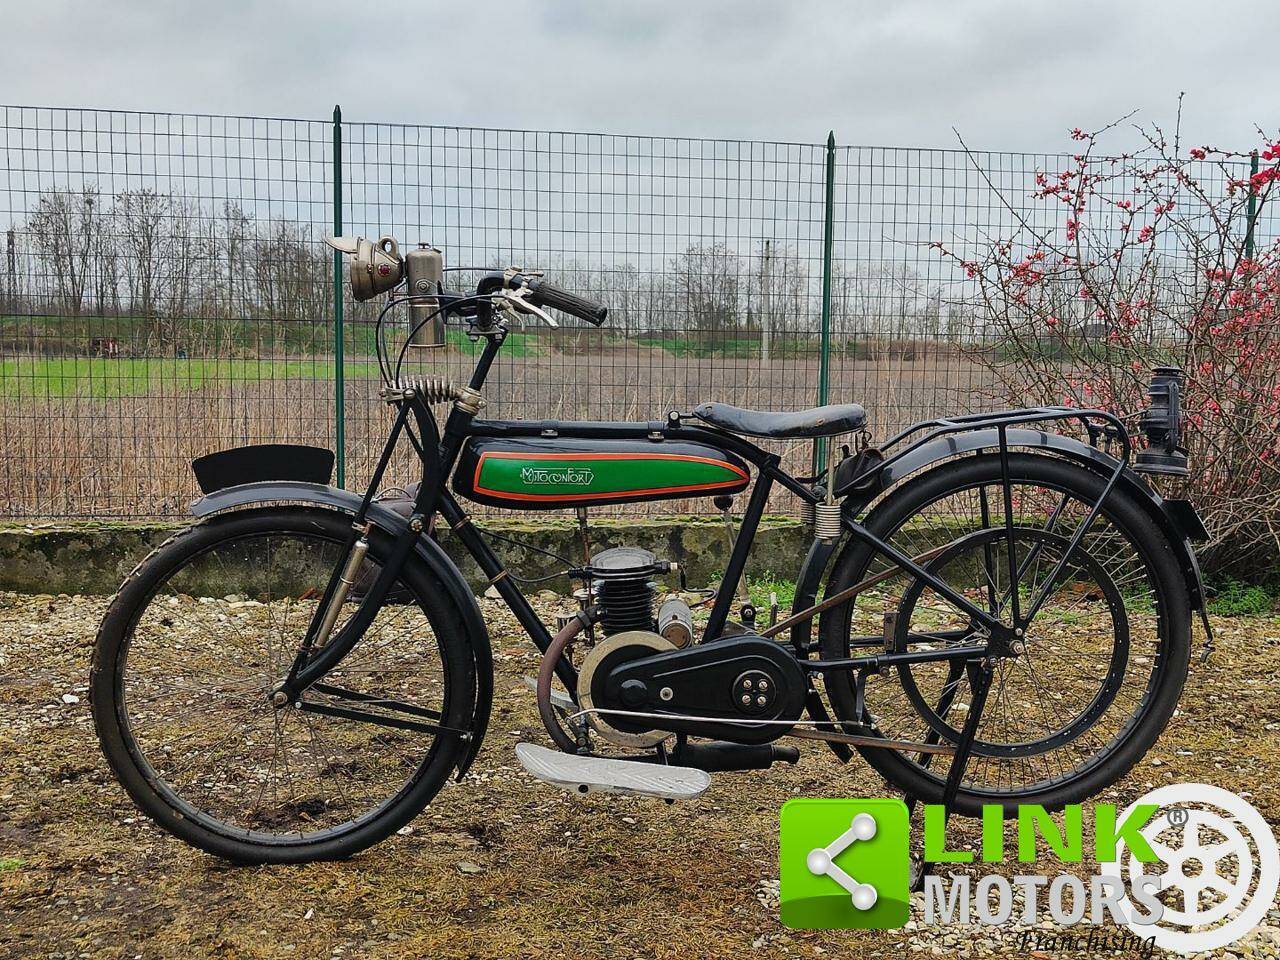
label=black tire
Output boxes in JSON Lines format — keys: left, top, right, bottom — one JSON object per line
{"left": 820, "top": 453, "right": 1191, "bottom": 815}
{"left": 92, "top": 507, "right": 476, "bottom": 863}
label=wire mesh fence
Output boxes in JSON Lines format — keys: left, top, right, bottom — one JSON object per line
{"left": 0, "top": 106, "right": 336, "bottom": 517}
{"left": 0, "top": 106, "right": 1268, "bottom": 518}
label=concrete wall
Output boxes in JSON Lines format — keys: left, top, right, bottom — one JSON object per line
{"left": 0, "top": 517, "right": 812, "bottom": 596}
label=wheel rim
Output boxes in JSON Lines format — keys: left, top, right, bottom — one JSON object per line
{"left": 829, "top": 468, "right": 1171, "bottom": 798}
{"left": 114, "top": 526, "right": 452, "bottom": 845}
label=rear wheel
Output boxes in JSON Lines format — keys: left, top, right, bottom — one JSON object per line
{"left": 92, "top": 508, "right": 474, "bottom": 863}
{"left": 820, "top": 453, "right": 1190, "bottom": 814}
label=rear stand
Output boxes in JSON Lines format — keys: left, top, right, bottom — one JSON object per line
{"left": 907, "top": 657, "right": 994, "bottom": 891}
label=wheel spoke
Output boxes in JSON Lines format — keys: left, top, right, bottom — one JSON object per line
{"left": 107, "top": 519, "right": 455, "bottom": 848}
{"left": 839, "top": 462, "right": 1174, "bottom": 803}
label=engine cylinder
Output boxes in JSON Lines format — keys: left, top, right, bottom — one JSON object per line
{"left": 596, "top": 578, "right": 656, "bottom": 634}
{"left": 586, "top": 546, "right": 663, "bottom": 636}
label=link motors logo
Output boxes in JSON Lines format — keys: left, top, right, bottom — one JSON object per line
{"left": 779, "top": 784, "right": 1278, "bottom": 954}
{"left": 779, "top": 798, "right": 911, "bottom": 929}
{"left": 519, "top": 465, "right": 594, "bottom": 486}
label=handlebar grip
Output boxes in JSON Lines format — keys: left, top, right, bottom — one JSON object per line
{"left": 526, "top": 279, "right": 608, "bottom": 326}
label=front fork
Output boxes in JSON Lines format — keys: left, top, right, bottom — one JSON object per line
{"left": 275, "top": 514, "right": 427, "bottom": 702}
{"left": 308, "top": 526, "right": 372, "bottom": 651}
{"left": 276, "top": 393, "right": 446, "bottom": 702}
{"left": 271, "top": 523, "right": 372, "bottom": 706}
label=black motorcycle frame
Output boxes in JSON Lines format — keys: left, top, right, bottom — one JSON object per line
{"left": 231, "top": 312, "right": 1179, "bottom": 810}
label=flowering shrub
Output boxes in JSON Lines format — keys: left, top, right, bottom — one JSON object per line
{"left": 933, "top": 119, "right": 1280, "bottom": 576}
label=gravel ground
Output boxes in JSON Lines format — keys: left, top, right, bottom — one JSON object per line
{"left": 1, "top": 591, "right": 1278, "bottom": 960}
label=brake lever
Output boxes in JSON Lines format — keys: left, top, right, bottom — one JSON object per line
{"left": 494, "top": 289, "right": 559, "bottom": 328}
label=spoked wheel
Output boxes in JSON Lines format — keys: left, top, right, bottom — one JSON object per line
{"left": 820, "top": 453, "right": 1191, "bottom": 814}
{"left": 895, "top": 526, "right": 1130, "bottom": 758}
{"left": 92, "top": 508, "right": 474, "bottom": 863}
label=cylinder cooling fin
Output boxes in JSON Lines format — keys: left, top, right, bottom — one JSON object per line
{"left": 584, "top": 546, "right": 667, "bottom": 636}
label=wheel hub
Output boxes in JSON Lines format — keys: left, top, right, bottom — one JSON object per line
{"left": 982, "top": 623, "right": 1024, "bottom": 658}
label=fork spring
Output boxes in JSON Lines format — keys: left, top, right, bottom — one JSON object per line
{"left": 397, "top": 376, "right": 462, "bottom": 404}
{"left": 383, "top": 376, "right": 485, "bottom": 414}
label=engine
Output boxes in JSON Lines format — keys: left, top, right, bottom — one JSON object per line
{"left": 572, "top": 547, "right": 684, "bottom": 747}
{"left": 573, "top": 546, "right": 805, "bottom": 747}
{"left": 582, "top": 546, "right": 692, "bottom": 643}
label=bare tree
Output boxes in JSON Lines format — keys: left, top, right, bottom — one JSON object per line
{"left": 117, "top": 189, "right": 170, "bottom": 322}
{"left": 89, "top": 221, "right": 120, "bottom": 316}
{"left": 26, "top": 186, "right": 103, "bottom": 315}
{"left": 672, "top": 243, "right": 741, "bottom": 332}
{"left": 830, "top": 261, "right": 935, "bottom": 340}
{"left": 164, "top": 194, "right": 205, "bottom": 324}
{"left": 749, "top": 240, "right": 810, "bottom": 358}
{"left": 3, "top": 226, "right": 18, "bottom": 310}
{"left": 221, "top": 202, "right": 254, "bottom": 319}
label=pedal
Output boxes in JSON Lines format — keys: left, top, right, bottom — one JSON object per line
{"left": 515, "top": 742, "right": 711, "bottom": 800}
{"left": 519, "top": 676, "right": 575, "bottom": 716}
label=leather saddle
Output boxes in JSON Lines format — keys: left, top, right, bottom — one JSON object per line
{"left": 692, "top": 401, "right": 866, "bottom": 439}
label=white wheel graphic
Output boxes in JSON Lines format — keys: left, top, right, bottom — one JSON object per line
{"left": 1129, "top": 807, "right": 1252, "bottom": 927}
{"left": 1118, "top": 783, "right": 1279, "bottom": 954}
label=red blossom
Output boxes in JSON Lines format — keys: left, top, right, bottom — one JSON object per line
{"left": 930, "top": 119, "right": 1280, "bottom": 572}
{"left": 1250, "top": 168, "right": 1279, "bottom": 193}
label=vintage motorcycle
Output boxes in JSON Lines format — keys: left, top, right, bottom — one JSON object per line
{"left": 92, "top": 234, "right": 1209, "bottom": 865}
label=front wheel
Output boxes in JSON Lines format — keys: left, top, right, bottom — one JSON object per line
{"left": 92, "top": 507, "right": 475, "bottom": 863}
{"left": 820, "top": 453, "right": 1191, "bottom": 815}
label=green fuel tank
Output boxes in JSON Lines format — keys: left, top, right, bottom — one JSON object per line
{"left": 453, "top": 438, "right": 750, "bottom": 510}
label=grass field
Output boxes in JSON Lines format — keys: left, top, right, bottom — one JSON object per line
{"left": 0, "top": 357, "right": 382, "bottom": 399}
{"left": 0, "top": 332, "right": 547, "bottom": 400}
{"left": 633, "top": 336, "right": 821, "bottom": 359}
{"left": 0, "top": 331, "right": 1004, "bottom": 517}
{"left": 1, "top": 315, "right": 547, "bottom": 364}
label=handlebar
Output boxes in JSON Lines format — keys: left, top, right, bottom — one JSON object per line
{"left": 324, "top": 234, "right": 610, "bottom": 328}
{"left": 523, "top": 277, "right": 609, "bottom": 326}
{"left": 476, "top": 270, "right": 608, "bottom": 326}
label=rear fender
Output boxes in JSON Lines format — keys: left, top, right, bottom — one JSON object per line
{"left": 190, "top": 481, "right": 493, "bottom": 778}
{"left": 839, "top": 428, "right": 1206, "bottom": 610}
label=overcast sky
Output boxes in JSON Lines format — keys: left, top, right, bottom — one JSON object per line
{"left": 3, "top": 0, "right": 1275, "bottom": 152}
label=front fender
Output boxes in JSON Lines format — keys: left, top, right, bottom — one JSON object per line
{"left": 841, "top": 429, "right": 1206, "bottom": 610}
{"left": 190, "top": 481, "right": 494, "bottom": 778}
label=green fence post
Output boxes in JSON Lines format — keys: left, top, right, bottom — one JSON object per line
{"left": 332, "top": 104, "right": 345, "bottom": 488}
{"left": 1246, "top": 150, "right": 1259, "bottom": 260}
{"left": 813, "top": 131, "right": 836, "bottom": 477}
